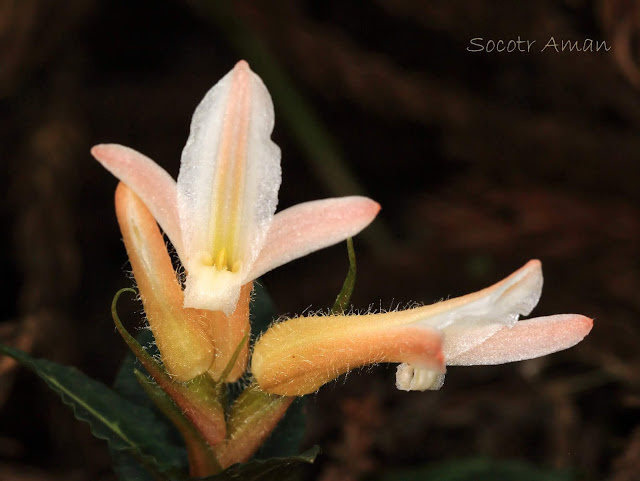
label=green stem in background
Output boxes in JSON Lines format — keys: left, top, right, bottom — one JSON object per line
{"left": 195, "top": 0, "right": 394, "bottom": 256}
{"left": 209, "top": 331, "right": 251, "bottom": 414}
{"left": 218, "top": 331, "right": 250, "bottom": 384}
{"left": 135, "top": 371, "right": 223, "bottom": 477}
{"left": 112, "top": 288, "right": 227, "bottom": 447}
{"left": 331, "top": 238, "right": 357, "bottom": 314}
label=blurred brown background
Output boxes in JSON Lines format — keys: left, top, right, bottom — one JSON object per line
{"left": 1, "top": 1, "right": 639, "bottom": 480}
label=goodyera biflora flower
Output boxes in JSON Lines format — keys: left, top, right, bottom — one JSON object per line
{"left": 92, "top": 60, "right": 380, "bottom": 315}
{"left": 252, "top": 260, "right": 593, "bottom": 396}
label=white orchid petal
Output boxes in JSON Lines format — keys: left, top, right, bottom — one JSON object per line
{"left": 441, "top": 322, "right": 504, "bottom": 360}
{"left": 248, "top": 196, "right": 381, "bottom": 280}
{"left": 177, "top": 61, "right": 281, "bottom": 313}
{"left": 447, "top": 314, "right": 593, "bottom": 365}
{"left": 417, "top": 260, "right": 543, "bottom": 331}
{"left": 91, "top": 144, "right": 183, "bottom": 257}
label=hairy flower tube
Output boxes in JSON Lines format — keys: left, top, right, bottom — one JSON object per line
{"left": 92, "top": 60, "right": 380, "bottom": 317}
{"left": 116, "top": 182, "right": 234, "bottom": 382}
{"left": 252, "top": 260, "right": 593, "bottom": 395}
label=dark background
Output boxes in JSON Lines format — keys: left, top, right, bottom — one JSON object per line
{"left": 1, "top": 1, "right": 639, "bottom": 480}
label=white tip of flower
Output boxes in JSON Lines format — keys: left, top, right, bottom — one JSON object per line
{"left": 183, "top": 267, "right": 242, "bottom": 316}
{"left": 487, "top": 259, "right": 543, "bottom": 322}
{"left": 418, "top": 260, "right": 544, "bottom": 332}
{"left": 395, "top": 363, "right": 446, "bottom": 391}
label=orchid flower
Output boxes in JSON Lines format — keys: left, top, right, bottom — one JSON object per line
{"left": 92, "top": 60, "right": 380, "bottom": 316}
{"left": 251, "top": 260, "right": 593, "bottom": 396}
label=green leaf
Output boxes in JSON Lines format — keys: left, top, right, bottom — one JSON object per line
{"left": 374, "top": 457, "right": 575, "bottom": 481}
{"left": 110, "top": 328, "right": 188, "bottom": 480}
{"left": 201, "top": 446, "right": 320, "bottom": 481}
{"left": 331, "top": 238, "right": 356, "bottom": 314}
{"left": 111, "top": 450, "right": 161, "bottom": 481}
{"left": 0, "top": 344, "right": 185, "bottom": 479}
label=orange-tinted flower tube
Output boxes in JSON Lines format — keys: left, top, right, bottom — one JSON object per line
{"left": 207, "top": 282, "right": 252, "bottom": 382}
{"left": 115, "top": 183, "right": 215, "bottom": 382}
{"left": 252, "top": 314, "right": 444, "bottom": 396}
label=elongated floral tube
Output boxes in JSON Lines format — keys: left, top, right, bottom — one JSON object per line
{"left": 115, "top": 183, "right": 215, "bottom": 381}
{"left": 252, "top": 315, "right": 444, "bottom": 396}
{"left": 253, "top": 261, "right": 593, "bottom": 395}
{"left": 92, "top": 61, "right": 381, "bottom": 316}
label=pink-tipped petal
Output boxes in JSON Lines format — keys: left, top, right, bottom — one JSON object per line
{"left": 92, "top": 144, "right": 183, "bottom": 257}
{"left": 448, "top": 314, "right": 593, "bottom": 365}
{"left": 248, "top": 196, "right": 381, "bottom": 280}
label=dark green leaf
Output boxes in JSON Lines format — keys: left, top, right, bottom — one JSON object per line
{"left": 0, "top": 344, "right": 185, "bottom": 478}
{"left": 374, "top": 457, "right": 575, "bottom": 481}
{"left": 200, "top": 446, "right": 320, "bottom": 481}
{"left": 331, "top": 238, "right": 356, "bottom": 314}
{"left": 111, "top": 328, "right": 188, "bottom": 480}
{"left": 112, "top": 450, "right": 160, "bottom": 481}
